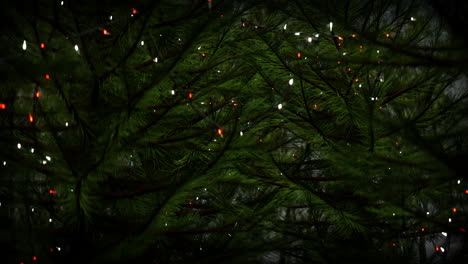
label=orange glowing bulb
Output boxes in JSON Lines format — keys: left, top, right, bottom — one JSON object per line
{"left": 297, "top": 52, "right": 301, "bottom": 58}
{"left": 40, "top": 43, "right": 45, "bottom": 49}
{"left": 189, "top": 92, "right": 193, "bottom": 99}
{"left": 131, "top": 8, "right": 137, "bottom": 14}
{"left": 453, "top": 208, "right": 457, "bottom": 212}
{"left": 435, "top": 246, "right": 440, "bottom": 252}
{"left": 28, "top": 113, "right": 34, "bottom": 123}
{"left": 465, "top": 189, "right": 468, "bottom": 194}
{"left": 35, "top": 91, "right": 40, "bottom": 98}
{"left": 217, "top": 128, "right": 223, "bottom": 136}
{"left": 45, "top": 74, "right": 50, "bottom": 79}
{"left": 103, "top": 29, "right": 109, "bottom": 35}
{"left": 0, "top": 103, "right": 6, "bottom": 109}
{"left": 385, "top": 33, "right": 390, "bottom": 38}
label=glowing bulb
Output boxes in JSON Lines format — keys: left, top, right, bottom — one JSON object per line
{"left": 17, "top": 143, "right": 21, "bottom": 149}
{"left": 426, "top": 211, "right": 430, "bottom": 215}
{"left": 65, "top": 122, "right": 69, "bottom": 127}
{"left": 22, "top": 40, "right": 27, "bottom": 50}
{"left": 289, "top": 78, "right": 294, "bottom": 85}
{"left": 329, "top": 22, "right": 333, "bottom": 31}
{"left": 109, "top": 15, "right": 112, "bottom": 20}
{"left": 153, "top": 57, "right": 158, "bottom": 63}
{"left": 171, "top": 90, "right": 175, "bottom": 95}
{"left": 2, "top": 161, "right": 5, "bottom": 166}
{"left": 74, "top": 45, "right": 79, "bottom": 52}
{"left": 49, "top": 218, "right": 52, "bottom": 222}
{"left": 294, "top": 32, "right": 300, "bottom": 36}
{"left": 411, "top": 17, "right": 416, "bottom": 21}
{"left": 442, "top": 232, "right": 447, "bottom": 236}
{"left": 61, "top": 1, "right": 64, "bottom": 5}
{"left": 45, "top": 156, "right": 51, "bottom": 161}
{"left": 307, "top": 37, "right": 312, "bottom": 42}
{"left": 31, "top": 148, "right": 34, "bottom": 153}
{"left": 440, "top": 247, "right": 445, "bottom": 252}
{"left": 457, "top": 180, "right": 461, "bottom": 184}
{"left": 140, "top": 40, "right": 144, "bottom": 46}
{"left": 240, "top": 131, "right": 243, "bottom": 136}
{"left": 449, "top": 218, "right": 452, "bottom": 222}
{"left": 43, "top": 160, "right": 47, "bottom": 165}
{"left": 278, "top": 103, "right": 283, "bottom": 110}
{"left": 315, "top": 33, "right": 319, "bottom": 38}
{"left": 283, "top": 24, "right": 287, "bottom": 30}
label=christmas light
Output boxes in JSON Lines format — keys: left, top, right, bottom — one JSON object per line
{"left": 29, "top": 113, "right": 34, "bottom": 123}
{"left": 307, "top": 37, "right": 312, "bottom": 42}
{"left": 22, "top": 40, "right": 27, "bottom": 50}
{"left": 31, "top": 208, "right": 34, "bottom": 212}
{"left": 283, "top": 24, "right": 287, "bottom": 30}
{"left": 109, "top": 15, "right": 112, "bottom": 20}
{"left": 49, "top": 190, "right": 57, "bottom": 194}
{"left": 435, "top": 246, "right": 440, "bottom": 252}
{"left": 153, "top": 57, "right": 158, "bottom": 63}
{"left": 452, "top": 208, "right": 457, "bottom": 212}
{"left": 315, "top": 33, "right": 319, "bottom": 38}
{"left": 132, "top": 8, "right": 137, "bottom": 14}
{"left": 201, "top": 53, "right": 206, "bottom": 57}
{"left": 465, "top": 190, "right": 468, "bottom": 194}
{"left": 188, "top": 92, "right": 193, "bottom": 99}
{"left": 217, "top": 128, "right": 223, "bottom": 136}
{"left": 329, "top": 22, "right": 333, "bottom": 31}
{"left": 65, "top": 122, "right": 68, "bottom": 127}
{"left": 294, "top": 32, "right": 300, "bottom": 36}
{"left": 103, "top": 29, "right": 110, "bottom": 35}
{"left": 17, "top": 143, "right": 21, "bottom": 149}
{"left": 442, "top": 232, "right": 447, "bottom": 236}
{"left": 457, "top": 180, "right": 461, "bottom": 184}
{"left": 449, "top": 218, "right": 452, "bottom": 222}
{"left": 46, "top": 156, "right": 51, "bottom": 161}
{"left": 33, "top": 256, "right": 37, "bottom": 261}
{"left": 43, "top": 160, "right": 47, "bottom": 164}
{"left": 3, "top": 161, "right": 6, "bottom": 166}
{"left": 421, "top": 227, "right": 425, "bottom": 232}
{"left": 385, "top": 33, "right": 390, "bottom": 38}
{"left": 289, "top": 78, "right": 294, "bottom": 85}
{"left": 440, "top": 247, "right": 445, "bottom": 252}
{"left": 240, "top": 131, "right": 243, "bottom": 136}
{"left": 31, "top": 148, "right": 34, "bottom": 153}
{"left": 61, "top": 1, "right": 64, "bottom": 5}
{"left": 35, "top": 91, "right": 40, "bottom": 98}
{"left": 40, "top": 43, "right": 45, "bottom": 49}
{"left": 0, "top": 103, "right": 6, "bottom": 109}
{"left": 278, "top": 103, "right": 283, "bottom": 110}
{"left": 297, "top": 52, "right": 301, "bottom": 58}
{"left": 426, "top": 211, "right": 430, "bottom": 215}
{"left": 74, "top": 45, "right": 79, "bottom": 52}
{"left": 140, "top": 40, "right": 144, "bottom": 46}
{"left": 411, "top": 17, "right": 416, "bottom": 21}
{"left": 45, "top": 74, "right": 50, "bottom": 79}
{"left": 57, "top": 247, "right": 61, "bottom": 251}
{"left": 49, "top": 218, "right": 52, "bottom": 222}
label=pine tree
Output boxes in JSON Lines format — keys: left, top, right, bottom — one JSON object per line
{"left": 1, "top": 0, "right": 467, "bottom": 264}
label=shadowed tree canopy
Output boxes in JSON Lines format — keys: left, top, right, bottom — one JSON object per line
{"left": 0, "top": 0, "right": 467, "bottom": 263}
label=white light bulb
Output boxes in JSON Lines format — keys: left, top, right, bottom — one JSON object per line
{"left": 32, "top": 208, "right": 34, "bottom": 212}
{"left": 74, "top": 45, "right": 79, "bottom": 52}
{"left": 49, "top": 218, "right": 52, "bottom": 222}
{"left": 140, "top": 40, "right": 144, "bottom": 46}
{"left": 198, "top": 46, "right": 201, "bottom": 50}
{"left": 65, "top": 122, "right": 69, "bottom": 127}
{"left": 315, "top": 34, "right": 319, "bottom": 38}
{"left": 307, "top": 37, "right": 312, "bottom": 42}
{"left": 294, "top": 32, "right": 300, "bottom": 36}
{"left": 240, "top": 131, "right": 243, "bottom": 136}
{"left": 440, "top": 247, "right": 445, "bottom": 252}
{"left": 411, "top": 17, "right": 416, "bottom": 21}
{"left": 2, "top": 161, "right": 5, "bottom": 166}
{"left": 171, "top": 90, "right": 175, "bottom": 95}
{"left": 283, "top": 24, "right": 287, "bottom": 30}
{"left": 109, "top": 15, "right": 112, "bottom": 20}
{"left": 329, "top": 22, "right": 333, "bottom": 32}
{"left": 380, "top": 78, "right": 384, "bottom": 82}
{"left": 392, "top": 213, "right": 395, "bottom": 216}
{"left": 153, "top": 57, "right": 158, "bottom": 63}
{"left": 165, "top": 223, "right": 168, "bottom": 226}
{"left": 441, "top": 232, "right": 447, "bottom": 237}
{"left": 17, "top": 143, "right": 21, "bottom": 149}
{"left": 204, "top": 188, "right": 207, "bottom": 191}
{"left": 57, "top": 247, "right": 61, "bottom": 251}
{"left": 196, "top": 196, "right": 199, "bottom": 200}
{"left": 22, "top": 40, "right": 27, "bottom": 50}
{"left": 43, "top": 160, "right": 47, "bottom": 165}
{"left": 377, "top": 50, "right": 380, "bottom": 53}
{"left": 277, "top": 103, "right": 283, "bottom": 110}
{"left": 45, "top": 156, "right": 51, "bottom": 161}
{"left": 289, "top": 78, "right": 294, "bottom": 85}
{"left": 457, "top": 180, "right": 461, "bottom": 184}
{"left": 449, "top": 218, "right": 452, "bottom": 222}
{"left": 61, "top": 1, "right": 64, "bottom": 5}
{"left": 426, "top": 211, "right": 430, "bottom": 215}
{"left": 342, "top": 52, "right": 346, "bottom": 55}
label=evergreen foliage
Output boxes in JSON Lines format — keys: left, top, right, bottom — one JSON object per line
{"left": 1, "top": 0, "right": 467, "bottom": 263}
